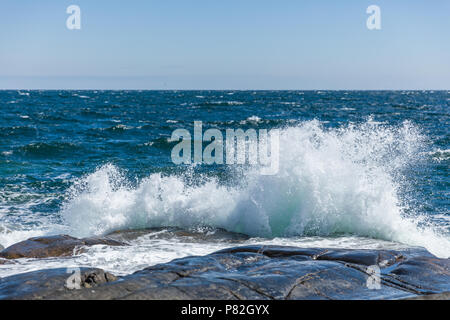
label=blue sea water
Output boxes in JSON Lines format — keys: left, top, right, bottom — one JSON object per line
{"left": 0, "top": 90, "right": 448, "bottom": 276}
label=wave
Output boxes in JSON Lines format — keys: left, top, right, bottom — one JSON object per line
{"left": 15, "top": 142, "right": 84, "bottom": 158}
{"left": 196, "top": 101, "right": 244, "bottom": 107}
{"left": 428, "top": 149, "right": 450, "bottom": 162}
{"left": 61, "top": 119, "right": 450, "bottom": 258}
{"left": 0, "top": 126, "right": 38, "bottom": 138}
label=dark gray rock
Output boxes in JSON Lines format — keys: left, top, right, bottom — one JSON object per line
{"left": 405, "top": 292, "right": 450, "bottom": 300}
{"left": 106, "top": 227, "right": 250, "bottom": 243}
{"left": 0, "top": 235, "right": 127, "bottom": 259}
{"left": 0, "top": 245, "right": 449, "bottom": 300}
{"left": 0, "top": 268, "right": 117, "bottom": 300}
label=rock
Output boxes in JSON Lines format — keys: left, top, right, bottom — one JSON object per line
{"left": 106, "top": 227, "right": 250, "bottom": 243}
{"left": 0, "top": 235, "right": 127, "bottom": 259}
{"left": 0, "top": 245, "right": 449, "bottom": 300}
{"left": 405, "top": 292, "right": 450, "bottom": 300}
{"left": 0, "top": 244, "right": 3, "bottom": 251}
{"left": 0, "top": 268, "right": 117, "bottom": 300}
{"left": 0, "top": 258, "right": 15, "bottom": 265}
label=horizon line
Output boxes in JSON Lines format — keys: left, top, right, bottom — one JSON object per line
{"left": 1, "top": 88, "right": 449, "bottom": 91}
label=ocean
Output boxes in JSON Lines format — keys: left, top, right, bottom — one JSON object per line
{"left": 0, "top": 90, "right": 449, "bottom": 277}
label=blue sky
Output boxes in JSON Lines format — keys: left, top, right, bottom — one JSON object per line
{"left": 0, "top": 0, "right": 449, "bottom": 89}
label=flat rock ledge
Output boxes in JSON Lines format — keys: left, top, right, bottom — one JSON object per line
{"left": 0, "top": 245, "right": 449, "bottom": 300}
{"left": 0, "top": 235, "right": 127, "bottom": 259}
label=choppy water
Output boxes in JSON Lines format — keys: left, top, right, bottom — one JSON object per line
{"left": 0, "top": 90, "right": 448, "bottom": 277}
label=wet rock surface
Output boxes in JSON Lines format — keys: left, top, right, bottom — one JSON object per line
{"left": 0, "top": 258, "right": 14, "bottom": 265}
{"left": 0, "top": 235, "right": 127, "bottom": 259}
{"left": 0, "top": 245, "right": 448, "bottom": 300}
{"left": 0, "top": 268, "right": 117, "bottom": 300}
{"left": 106, "top": 227, "right": 250, "bottom": 243}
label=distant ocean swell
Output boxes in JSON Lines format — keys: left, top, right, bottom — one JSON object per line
{"left": 60, "top": 119, "right": 450, "bottom": 258}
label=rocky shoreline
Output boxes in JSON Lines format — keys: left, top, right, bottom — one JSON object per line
{"left": 0, "top": 234, "right": 449, "bottom": 300}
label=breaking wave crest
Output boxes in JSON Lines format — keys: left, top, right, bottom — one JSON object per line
{"left": 61, "top": 120, "right": 450, "bottom": 258}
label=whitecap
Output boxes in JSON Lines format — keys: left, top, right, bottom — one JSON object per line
{"left": 60, "top": 120, "right": 450, "bottom": 258}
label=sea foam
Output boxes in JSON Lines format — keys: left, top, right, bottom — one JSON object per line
{"left": 61, "top": 120, "right": 450, "bottom": 258}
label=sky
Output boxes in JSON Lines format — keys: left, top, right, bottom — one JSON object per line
{"left": 0, "top": 0, "right": 449, "bottom": 90}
